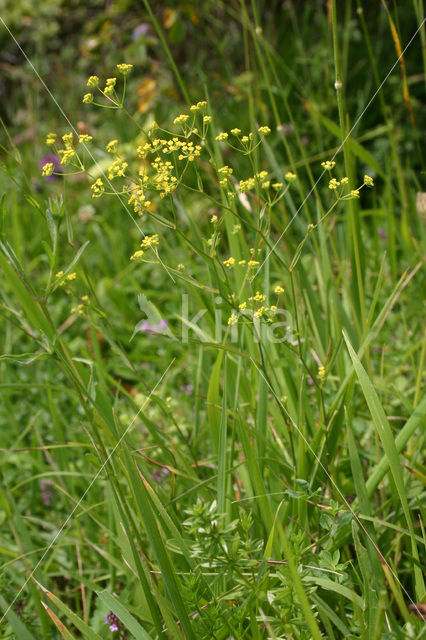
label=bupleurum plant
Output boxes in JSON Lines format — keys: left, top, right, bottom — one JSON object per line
{"left": 43, "top": 64, "right": 374, "bottom": 347}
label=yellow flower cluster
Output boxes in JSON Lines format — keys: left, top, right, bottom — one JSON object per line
{"left": 321, "top": 160, "right": 336, "bottom": 171}
{"left": 58, "top": 133, "right": 75, "bottom": 165}
{"left": 151, "top": 158, "right": 178, "bottom": 198}
{"left": 79, "top": 134, "right": 93, "bottom": 144}
{"left": 130, "top": 249, "right": 144, "bottom": 261}
{"left": 190, "top": 100, "right": 207, "bottom": 111}
{"left": 46, "top": 132, "right": 56, "bottom": 145}
{"left": 177, "top": 140, "right": 201, "bottom": 162}
{"left": 174, "top": 114, "right": 189, "bottom": 125}
{"left": 103, "top": 77, "right": 117, "bottom": 96}
{"left": 106, "top": 139, "right": 118, "bottom": 154}
{"left": 274, "top": 285, "right": 285, "bottom": 294}
{"left": 71, "top": 295, "right": 89, "bottom": 316}
{"left": 128, "top": 189, "right": 151, "bottom": 216}
{"left": 364, "top": 175, "right": 374, "bottom": 186}
{"left": 42, "top": 163, "right": 54, "bottom": 177}
{"left": 87, "top": 75, "right": 99, "bottom": 88}
{"left": 249, "top": 291, "right": 266, "bottom": 303}
{"left": 223, "top": 257, "right": 235, "bottom": 268}
{"left": 116, "top": 63, "right": 133, "bottom": 75}
{"left": 56, "top": 270, "right": 76, "bottom": 285}
{"left": 108, "top": 159, "right": 128, "bottom": 180}
{"left": 91, "top": 178, "right": 104, "bottom": 198}
{"left": 141, "top": 234, "right": 159, "bottom": 249}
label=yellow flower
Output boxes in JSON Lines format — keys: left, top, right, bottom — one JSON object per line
{"left": 272, "top": 182, "right": 283, "bottom": 190}
{"left": 106, "top": 140, "right": 118, "bottom": 153}
{"left": 42, "top": 163, "right": 54, "bottom": 177}
{"left": 59, "top": 149, "right": 75, "bottom": 165}
{"left": 228, "top": 313, "right": 238, "bottom": 326}
{"left": 79, "top": 134, "right": 93, "bottom": 144}
{"left": 130, "top": 249, "right": 144, "bottom": 261}
{"left": 258, "top": 126, "right": 271, "bottom": 135}
{"left": 340, "top": 176, "right": 349, "bottom": 185}
{"left": 318, "top": 366, "right": 325, "bottom": 378}
{"left": 196, "top": 101, "right": 207, "bottom": 109}
{"left": 66, "top": 272, "right": 77, "bottom": 281}
{"left": 141, "top": 234, "right": 159, "bottom": 249}
{"left": 55, "top": 270, "right": 64, "bottom": 279}
{"left": 321, "top": 160, "right": 336, "bottom": 171}
{"left": 230, "top": 128, "right": 241, "bottom": 136}
{"left": 239, "top": 302, "right": 247, "bottom": 310}
{"left": 108, "top": 159, "right": 128, "bottom": 180}
{"left": 274, "top": 285, "right": 284, "bottom": 294}
{"left": 116, "top": 63, "right": 133, "bottom": 75}
{"left": 46, "top": 132, "right": 56, "bottom": 145}
{"left": 103, "top": 78, "right": 117, "bottom": 96}
{"left": 350, "top": 189, "right": 360, "bottom": 198}
{"left": 285, "top": 172, "right": 296, "bottom": 181}
{"left": 91, "top": 178, "right": 104, "bottom": 198}
{"left": 215, "top": 132, "right": 228, "bottom": 142}
{"left": 223, "top": 257, "right": 235, "bottom": 268}
{"left": 87, "top": 75, "right": 99, "bottom": 87}
{"left": 82, "top": 93, "right": 93, "bottom": 104}
{"left": 174, "top": 114, "right": 189, "bottom": 125}
{"left": 247, "top": 259, "right": 259, "bottom": 268}
{"left": 249, "top": 291, "right": 266, "bottom": 302}
{"left": 364, "top": 174, "right": 374, "bottom": 187}
{"left": 329, "top": 178, "right": 340, "bottom": 190}
{"left": 203, "top": 115, "right": 212, "bottom": 124}
{"left": 218, "top": 165, "right": 233, "bottom": 176}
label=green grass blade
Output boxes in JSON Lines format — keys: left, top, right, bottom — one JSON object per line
{"left": 343, "top": 331, "right": 425, "bottom": 600}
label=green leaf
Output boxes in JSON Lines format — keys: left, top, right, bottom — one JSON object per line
{"left": 343, "top": 331, "right": 425, "bottom": 601}
{"left": 0, "top": 594, "right": 37, "bottom": 640}
{"left": 34, "top": 580, "right": 103, "bottom": 640}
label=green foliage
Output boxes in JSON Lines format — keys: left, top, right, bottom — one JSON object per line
{"left": 0, "top": 1, "right": 425, "bottom": 639}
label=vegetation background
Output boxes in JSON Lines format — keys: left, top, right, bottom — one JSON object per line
{"left": 0, "top": 1, "right": 424, "bottom": 638}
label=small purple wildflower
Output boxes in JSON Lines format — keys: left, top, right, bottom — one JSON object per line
{"left": 139, "top": 319, "right": 168, "bottom": 334}
{"left": 104, "top": 612, "right": 128, "bottom": 638}
{"left": 132, "top": 23, "right": 150, "bottom": 41}
{"left": 377, "top": 227, "right": 387, "bottom": 239}
{"left": 40, "top": 154, "right": 62, "bottom": 182}
{"left": 152, "top": 466, "right": 171, "bottom": 482}
{"left": 180, "top": 384, "right": 193, "bottom": 396}
{"left": 39, "top": 479, "right": 53, "bottom": 506}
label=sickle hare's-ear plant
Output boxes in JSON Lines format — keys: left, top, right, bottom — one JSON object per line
{"left": 1, "top": 8, "right": 425, "bottom": 634}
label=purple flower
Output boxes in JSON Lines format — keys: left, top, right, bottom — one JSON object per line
{"left": 152, "top": 466, "right": 171, "bottom": 482}
{"left": 139, "top": 319, "right": 168, "bottom": 334}
{"left": 104, "top": 612, "right": 127, "bottom": 637}
{"left": 39, "top": 479, "right": 53, "bottom": 506}
{"left": 180, "top": 384, "right": 193, "bottom": 396}
{"left": 40, "top": 154, "right": 62, "bottom": 182}
{"left": 377, "top": 227, "right": 387, "bottom": 239}
{"left": 132, "top": 23, "right": 150, "bottom": 41}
